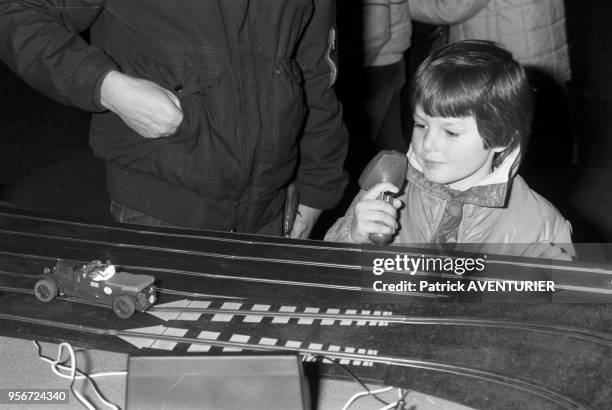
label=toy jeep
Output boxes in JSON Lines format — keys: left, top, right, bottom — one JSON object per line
{"left": 34, "top": 259, "right": 156, "bottom": 319}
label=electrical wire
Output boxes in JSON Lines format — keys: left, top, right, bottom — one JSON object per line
{"left": 395, "top": 387, "right": 410, "bottom": 409}
{"left": 318, "top": 355, "right": 391, "bottom": 406}
{"left": 33, "top": 340, "right": 125, "bottom": 410}
{"left": 378, "top": 399, "right": 400, "bottom": 410}
{"left": 341, "top": 386, "right": 394, "bottom": 410}
{"left": 374, "top": 388, "right": 412, "bottom": 410}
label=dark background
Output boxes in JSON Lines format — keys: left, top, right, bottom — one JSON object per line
{"left": 1, "top": 1, "right": 611, "bottom": 259}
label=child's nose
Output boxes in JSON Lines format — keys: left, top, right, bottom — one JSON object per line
{"left": 422, "top": 129, "right": 440, "bottom": 152}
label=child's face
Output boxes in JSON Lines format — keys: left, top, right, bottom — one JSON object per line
{"left": 411, "top": 106, "right": 503, "bottom": 191}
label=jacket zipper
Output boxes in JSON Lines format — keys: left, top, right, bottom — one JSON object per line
{"left": 230, "top": 0, "right": 251, "bottom": 232}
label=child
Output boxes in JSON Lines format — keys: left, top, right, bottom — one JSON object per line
{"left": 325, "top": 40, "right": 574, "bottom": 260}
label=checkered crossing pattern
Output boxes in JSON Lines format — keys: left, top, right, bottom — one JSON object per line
{"left": 149, "top": 299, "right": 393, "bottom": 327}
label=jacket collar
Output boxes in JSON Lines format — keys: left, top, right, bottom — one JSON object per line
{"left": 405, "top": 146, "right": 521, "bottom": 208}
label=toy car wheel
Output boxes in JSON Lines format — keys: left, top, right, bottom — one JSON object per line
{"left": 34, "top": 278, "right": 58, "bottom": 302}
{"left": 112, "top": 295, "right": 136, "bottom": 319}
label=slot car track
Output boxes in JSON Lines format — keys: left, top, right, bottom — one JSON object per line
{"left": 0, "top": 208, "right": 611, "bottom": 409}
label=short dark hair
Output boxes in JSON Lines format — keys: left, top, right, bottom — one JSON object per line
{"left": 410, "top": 40, "right": 534, "bottom": 167}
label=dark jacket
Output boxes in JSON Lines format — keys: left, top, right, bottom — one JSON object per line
{"left": 0, "top": 0, "right": 348, "bottom": 231}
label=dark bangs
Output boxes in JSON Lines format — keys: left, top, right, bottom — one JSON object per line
{"left": 411, "top": 56, "right": 491, "bottom": 119}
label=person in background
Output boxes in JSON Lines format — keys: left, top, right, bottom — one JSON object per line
{"left": 326, "top": 40, "right": 575, "bottom": 260}
{"left": 0, "top": 1, "right": 348, "bottom": 238}
{"left": 449, "top": 0, "right": 570, "bottom": 84}
{"left": 362, "top": 0, "right": 488, "bottom": 153}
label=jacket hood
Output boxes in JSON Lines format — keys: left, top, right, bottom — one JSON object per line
{"left": 405, "top": 145, "right": 522, "bottom": 208}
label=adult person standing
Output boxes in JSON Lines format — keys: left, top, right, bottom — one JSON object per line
{"left": 363, "top": 0, "right": 488, "bottom": 152}
{"left": 448, "top": 0, "right": 571, "bottom": 84}
{"left": 0, "top": 1, "right": 348, "bottom": 238}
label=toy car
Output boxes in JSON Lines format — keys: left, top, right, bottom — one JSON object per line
{"left": 34, "top": 259, "right": 157, "bottom": 319}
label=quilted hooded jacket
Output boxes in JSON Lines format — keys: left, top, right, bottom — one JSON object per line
{"left": 0, "top": 0, "right": 348, "bottom": 231}
{"left": 364, "top": 0, "right": 489, "bottom": 67}
{"left": 325, "top": 147, "right": 575, "bottom": 260}
{"left": 449, "top": 0, "right": 571, "bottom": 82}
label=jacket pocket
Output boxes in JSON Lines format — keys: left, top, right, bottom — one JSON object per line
{"left": 164, "top": 72, "right": 220, "bottom": 144}
{"left": 132, "top": 50, "right": 239, "bottom": 186}
{"left": 269, "top": 60, "right": 305, "bottom": 164}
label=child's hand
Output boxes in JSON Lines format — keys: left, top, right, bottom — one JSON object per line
{"left": 349, "top": 182, "right": 403, "bottom": 243}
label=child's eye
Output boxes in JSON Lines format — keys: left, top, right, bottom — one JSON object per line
{"left": 414, "top": 122, "right": 426, "bottom": 129}
{"left": 445, "top": 130, "right": 460, "bottom": 137}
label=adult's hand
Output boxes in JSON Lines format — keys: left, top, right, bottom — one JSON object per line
{"left": 289, "top": 204, "right": 322, "bottom": 239}
{"left": 100, "top": 70, "right": 183, "bottom": 139}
